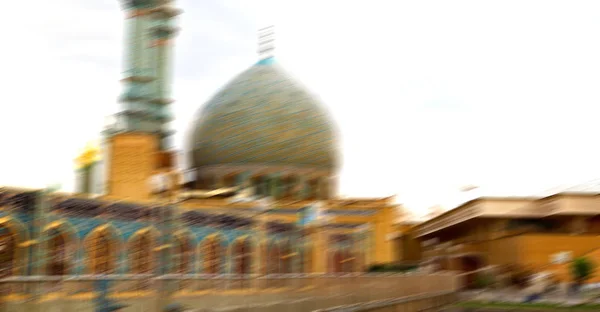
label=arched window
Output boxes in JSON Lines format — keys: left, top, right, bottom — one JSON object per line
{"left": 203, "top": 236, "right": 222, "bottom": 274}
{"left": 0, "top": 227, "right": 16, "bottom": 278}
{"left": 47, "top": 230, "right": 68, "bottom": 275}
{"left": 175, "top": 235, "right": 192, "bottom": 274}
{"left": 130, "top": 233, "right": 152, "bottom": 274}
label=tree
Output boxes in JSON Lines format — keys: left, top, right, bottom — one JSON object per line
{"left": 570, "top": 257, "right": 595, "bottom": 286}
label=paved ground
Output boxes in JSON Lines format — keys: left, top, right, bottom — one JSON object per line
{"left": 459, "top": 288, "right": 600, "bottom": 306}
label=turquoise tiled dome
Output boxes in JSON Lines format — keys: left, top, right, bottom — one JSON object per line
{"left": 189, "top": 57, "right": 339, "bottom": 171}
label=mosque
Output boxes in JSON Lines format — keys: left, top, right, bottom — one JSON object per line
{"left": 0, "top": 0, "right": 401, "bottom": 280}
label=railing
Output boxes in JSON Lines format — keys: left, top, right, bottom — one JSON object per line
{"left": 0, "top": 272, "right": 460, "bottom": 311}
{"left": 314, "top": 291, "right": 457, "bottom": 312}
{"left": 457, "top": 265, "right": 499, "bottom": 290}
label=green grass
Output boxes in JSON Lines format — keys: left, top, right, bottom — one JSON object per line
{"left": 455, "top": 300, "right": 600, "bottom": 311}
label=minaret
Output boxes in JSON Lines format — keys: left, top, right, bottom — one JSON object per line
{"left": 104, "top": 0, "right": 182, "bottom": 201}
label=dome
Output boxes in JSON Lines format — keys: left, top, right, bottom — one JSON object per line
{"left": 189, "top": 57, "right": 339, "bottom": 172}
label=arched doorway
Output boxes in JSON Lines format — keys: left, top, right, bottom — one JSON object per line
{"left": 175, "top": 235, "right": 192, "bottom": 274}
{"left": 202, "top": 236, "right": 223, "bottom": 274}
{"left": 0, "top": 226, "right": 16, "bottom": 296}
{"left": 233, "top": 239, "right": 251, "bottom": 275}
{"left": 175, "top": 234, "right": 192, "bottom": 290}
{"left": 0, "top": 227, "right": 16, "bottom": 278}
{"left": 280, "top": 241, "right": 292, "bottom": 274}
{"left": 302, "top": 246, "right": 313, "bottom": 273}
{"left": 47, "top": 230, "right": 68, "bottom": 275}
{"left": 267, "top": 244, "right": 280, "bottom": 274}
{"left": 88, "top": 228, "right": 116, "bottom": 274}
{"left": 332, "top": 251, "right": 343, "bottom": 274}
{"left": 342, "top": 250, "right": 354, "bottom": 273}
{"left": 232, "top": 238, "right": 252, "bottom": 288}
{"left": 129, "top": 233, "right": 152, "bottom": 274}
{"left": 355, "top": 252, "right": 364, "bottom": 272}
{"left": 259, "top": 243, "right": 266, "bottom": 274}
{"left": 129, "top": 231, "right": 153, "bottom": 290}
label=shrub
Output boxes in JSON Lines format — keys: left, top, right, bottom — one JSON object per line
{"left": 508, "top": 265, "right": 534, "bottom": 289}
{"left": 571, "top": 257, "right": 595, "bottom": 284}
{"left": 474, "top": 272, "right": 495, "bottom": 289}
{"left": 367, "top": 263, "right": 418, "bottom": 273}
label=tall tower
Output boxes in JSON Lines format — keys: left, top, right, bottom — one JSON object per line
{"left": 104, "top": 0, "right": 181, "bottom": 201}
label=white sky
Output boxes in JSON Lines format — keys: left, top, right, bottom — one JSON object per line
{"left": 3, "top": 0, "right": 600, "bottom": 218}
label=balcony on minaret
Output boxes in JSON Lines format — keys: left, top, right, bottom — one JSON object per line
{"left": 121, "top": 68, "right": 154, "bottom": 83}
{"left": 150, "top": 98, "right": 174, "bottom": 105}
{"left": 150, "top": 26, "right": 180, "bottom": 47}
{"left": 149, "top": 4, "right": 182, "bottom": 18}
{"left": 120, "top": 0, "right": 154, "bottom": 10}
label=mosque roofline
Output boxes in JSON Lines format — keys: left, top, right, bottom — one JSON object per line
{"left": 540, "top": 191, "right": 600, "bottom": 200}
{"left": 414, "top": 192, "right": 600, "bottom": 237}
{"left": 418, "top": 196, "right": 538, "bottom": 223}
{"left": 1, "top": 186, "right": 46, "bottom": 193}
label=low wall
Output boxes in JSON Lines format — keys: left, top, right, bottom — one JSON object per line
{"left": 314, "top": 291, "right": 457, "bottom": 312}
{"left": 0, "top": 273, "right": 461, "bottom": 312}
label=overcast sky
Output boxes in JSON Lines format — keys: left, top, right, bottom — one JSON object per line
{"left": 3, "top": 0, "right": 600, "bottom": 218}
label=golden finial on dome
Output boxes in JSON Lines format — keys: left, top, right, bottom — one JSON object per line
{"left": 75, "top": 141, "right": 101, "bottom": 169}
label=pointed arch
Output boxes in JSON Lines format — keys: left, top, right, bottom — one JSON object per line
{"left": 330, "top": 249, "right": 343, "bottom": 274}
{"left": 266, "top": 241, "right": 281, "bottom": 274}
{"left": 0, "top": 216, "right": 28, "bottom": 276}
{"left": 127, "top": 227, "right": 160, "bottom": 243}
{"left": 279, "top": 239, "right": 292, "bottom": 274}
{"left": 199, "top": 233, "right": 225, "bottom": 274}
{"left": 47, "top": 231, "right": 68, "bottom": 275}
{"left": 44, "top": 220, "right": 78, "bottom": 275}
{"left": 342, "top": 249, "right": 354, "bottom": 273}
{"left": 355, "top": 251, "right": 365, "bottom": 272}
{"left": 258, "top": 240, "right": 267, "bottom": 275}
{"left": 84, "top": 224, "right": 121, "bottom": 274}
{"left": 301, "top": 243, "right": 313, "bottom": 274}
{"left": 44, "top": 220, "right": 79, "bottom": 240}
{"left": 296, "top": 234, "right": 313, "bottom": 274}
{"left": 174, "top": 231, "right": 193, "bottom": 274}
{"left": 128, "top": 228, "right": 158, "bottom": 274}
{"left": 230, "top": 236, "right": 253, "bottom": 275}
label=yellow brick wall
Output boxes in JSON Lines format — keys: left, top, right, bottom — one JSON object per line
{"left": 487, "top": 234, "right": 600, "bottom": 282}
{"left": 107, "top": 133, "right": 158, "bottom": 201}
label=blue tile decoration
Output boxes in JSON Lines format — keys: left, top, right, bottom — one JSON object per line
{"left": 190, "top": 59, "right": 339, "bottom": 170}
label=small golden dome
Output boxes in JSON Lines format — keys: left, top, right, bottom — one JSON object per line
{"left": 75, "top": 141, "right": 101, "bottom": 169}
